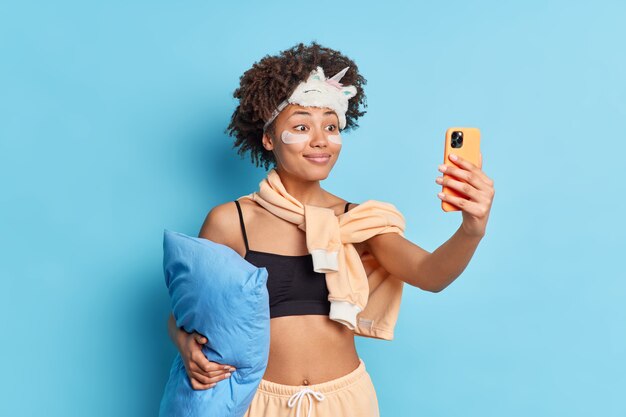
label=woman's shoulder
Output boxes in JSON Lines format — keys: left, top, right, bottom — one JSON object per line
{"left": 197, "top": 199, "right": 250, "bottom": 253}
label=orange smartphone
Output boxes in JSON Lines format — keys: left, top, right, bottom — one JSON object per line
{"left": 442, "top": 127, "right": 481, "bottom": 212}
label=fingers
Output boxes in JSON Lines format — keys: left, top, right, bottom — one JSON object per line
{"left": 190, "top": 378, "right": 217, "bottom": 390}
{"left": 179, "top": 331, "right": 237, "bottom": 390}
{"left": 436, "top": 176, "right": 478, "bottom": 201}
{"left": 189, "top": 331, "right": 237, "bottom": 373}
{"left": 435, "top": 175, "right": 492, "bottom": 205}
{"left": 188, "top": 364, "right": 236, "bottom": 390}
{"left": 188, "top": 365, "right": 234, "bottom": 389}
{"left": 437, "top": 192, "right": 484, "bottom": 216}
{"left": 189, "top": 352, "right": 235, "bottom": 375}
{"left": 189, "top": 365, "right": 233, "bottom": 384}
{"left": 184, "top": 333, "right": 236, "bottom": 390}
{"left": 193, "top": 332, "right": 208, "bottom": 345}
{"left": 443, "top": 153, "right": 493, "bottom": 189}
{"left": 185, "top": 358, "right": 235, "bottom": 390}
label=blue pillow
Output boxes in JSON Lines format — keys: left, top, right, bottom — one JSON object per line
{"left": 159, "top": 229, "right": 270, "bottom": 417}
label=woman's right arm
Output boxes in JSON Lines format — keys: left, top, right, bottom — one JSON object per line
{"left": 167, "top": 202, "right": 242, "bottom": 390}
{"left": 167, "top": 313, "right": 236, "bottom": 390}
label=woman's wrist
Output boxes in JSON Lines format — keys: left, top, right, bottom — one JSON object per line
{"left": 460, "top": 220, "right": 486, "bottom": 240}
{"left": 168, "top": 314, "right": 184, "bottom": 350}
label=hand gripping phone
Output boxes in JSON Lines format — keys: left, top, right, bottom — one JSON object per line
{"left": 442, "top": 127, "right": 481, "bottom": 212}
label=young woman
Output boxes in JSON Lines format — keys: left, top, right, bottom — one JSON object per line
{"left": 167, "top": 41, "right": 495, "bottom": 416}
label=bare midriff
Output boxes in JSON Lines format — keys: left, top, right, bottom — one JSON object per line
{"left": 262, "top": 315, "right": 361, "bottom": 385}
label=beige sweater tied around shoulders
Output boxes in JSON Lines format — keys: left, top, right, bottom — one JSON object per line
{"left": 238, "top": 168, "right": 407, "bottom": 341}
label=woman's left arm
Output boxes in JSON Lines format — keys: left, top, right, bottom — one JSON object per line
{"left": 366, "top": 152, "right": 495, "bottom": 292}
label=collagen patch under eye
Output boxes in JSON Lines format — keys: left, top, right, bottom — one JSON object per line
{"left": 281, "top": 130, "right": 310, "bottom": 144}
{"left": 328, "top": 134, "right": 342, "bottom": 145}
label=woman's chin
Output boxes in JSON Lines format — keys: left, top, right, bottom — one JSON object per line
{"left": 301, "top": 166, "right": 333, "bottom": 181}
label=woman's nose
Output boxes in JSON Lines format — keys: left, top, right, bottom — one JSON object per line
{"left": 309, "top": 128, "right": 329, "bottom": 145}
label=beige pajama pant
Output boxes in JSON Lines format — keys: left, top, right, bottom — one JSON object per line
{"left": 243, "top": 358, "right": 380, "bottom": 417}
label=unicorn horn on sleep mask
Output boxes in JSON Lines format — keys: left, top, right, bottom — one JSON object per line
{"left": 262, "top": 66, "right": 358, "bottom": 132}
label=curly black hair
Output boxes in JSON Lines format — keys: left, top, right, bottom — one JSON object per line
{"left": 224, "top": 41, "right": 368, "bottom": 171}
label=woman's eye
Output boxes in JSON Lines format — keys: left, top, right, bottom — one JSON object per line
{"left": 326, "top": 125, "right": 337, "bottom": 131}
{"left": 294, "top": 125, "right": 307, "bottom": 131}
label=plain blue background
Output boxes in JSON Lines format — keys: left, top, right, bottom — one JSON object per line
{"left": 1, "top": 1, "right": 624, "bottom": 416}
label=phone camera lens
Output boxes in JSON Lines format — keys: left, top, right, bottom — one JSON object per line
{"left": 451, "top": 131, "right": 463, "bottom": 149}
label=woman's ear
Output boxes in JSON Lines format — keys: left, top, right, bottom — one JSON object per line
{"left": 262, "top": 131, "right": 274, "bottom": 151}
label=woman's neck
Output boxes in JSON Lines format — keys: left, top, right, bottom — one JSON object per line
{"left": 274, "top": 167, "right": 330, "bottom": 206}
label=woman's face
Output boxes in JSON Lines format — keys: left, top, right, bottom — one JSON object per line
{"left": 263, "top": 104, "right": 342, "bottom": 180}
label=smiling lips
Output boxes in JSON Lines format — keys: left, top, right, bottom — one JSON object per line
{"left": 303, "top": 153, "right": 331, "bottom": 164}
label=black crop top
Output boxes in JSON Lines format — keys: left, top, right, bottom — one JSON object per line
{"left": 234, "top": 200, "right": 352, "bottom": 319}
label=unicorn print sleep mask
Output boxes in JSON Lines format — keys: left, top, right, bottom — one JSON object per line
{"left": 263, "top": 66, "right": 357, "bottom": 132}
